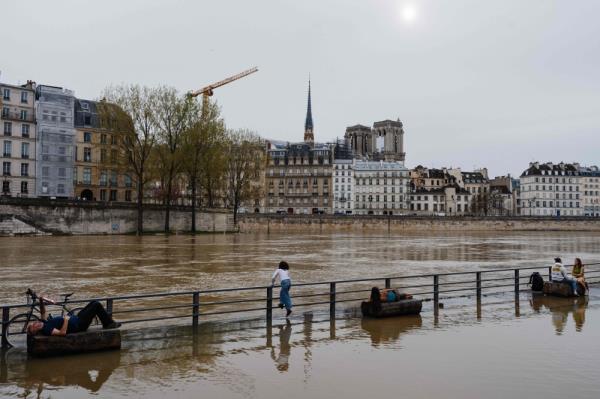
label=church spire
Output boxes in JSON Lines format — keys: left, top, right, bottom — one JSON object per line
{"left": 304, "top": 78, "right": 314, "bottom": 143}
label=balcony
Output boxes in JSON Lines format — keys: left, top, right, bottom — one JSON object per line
{"left": 1, "top": 110, "right": 35, "bottom": 123}
{"left": 3, "top": 153, "right": 11, "bottom": 158}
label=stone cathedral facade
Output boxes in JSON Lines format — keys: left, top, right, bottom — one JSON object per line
{"left": 344, "top": 119, "right": 406, "bottom": 163}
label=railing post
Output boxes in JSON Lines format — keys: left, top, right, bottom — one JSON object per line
{"left": 548, "top": 266, "right": 552, "bottom": 282}
{"left": 476, "top": 272, "right": 482, "bottom": 299}
{"left": 329, "top": 282, "right": 336, "bottom": 319}
{"left": 385, "top": 278, "right": 391, "bottom": 289}
{"left": 106, "top": 299, "right": 113, "bottom": 317}
{"left": 514, "top": 269, "right": 520, "bottom": 294}
{"left": 1, "top": 307, "right": 9, "bottom": 348}
{"left": 266, "top": 286, "right": 273, "bottom": 323}
{"left": 433, "top": 275, "right": 439, "bottom": 306}
{"left": 192, "top": 292, "right": 199, "bottom": 329}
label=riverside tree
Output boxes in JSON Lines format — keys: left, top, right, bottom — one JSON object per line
{"left": 101, "top": 85, "right": 159, "bottom": 235}
{"left": 153, "top": 87, "right": 199, "bottom": 233}
{"left": 181, "top": 99, "right": 226, "bottom": 232}
{"left": 225, "top": 129, "right": 265, "bottom": 225}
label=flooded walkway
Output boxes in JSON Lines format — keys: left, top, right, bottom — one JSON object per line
{"left": 1, "top": 290, "right": 599, "bottom": 399}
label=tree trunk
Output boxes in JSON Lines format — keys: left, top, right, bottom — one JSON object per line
{"left": 191, "top": 177, "right": 197, "bottom": 233}
{"left": 165, "top": 176, "right": 172, "bottom": 233}
{"left": 136, "top": 178, "right": 144, "bottom": 235}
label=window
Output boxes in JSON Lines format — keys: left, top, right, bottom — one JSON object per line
{"left": 21, "top": 142, "right": 29, "bottom": 159}
{"left": 21, "top": 181, "right": 28, "bottom": 194}
{"left": 21, "top": 91, "right": 28, "bottom": 103}
{"left": 84, "top": 132, "right": 92, "bottom": 143}
{"left": 84, "top": 147, "right": 91, "bottom": 162}
{"left": 2, "top": 181, "right": 9, "bottom": 194}
{"left": 100, "top": 134, "right": 107, "bottom": 144}
{"left": 111, "top": 135, "right": 117, "bottom": 145}
{"left": 58, "top": 168, "right": 66, "bottom": 178}
{"left": 83, "top": 168, "right": 92, "bottom": 184}
{"left": 100, "top": 171, "right": 107, "bottom": 186}
{"left": 20, "top": 163, "right": 28, "bottom": 176}
{"left": 2, "top": 89, "right": 10, "bottom": 101}
{"left": 60, "top": 112, "right": 67, "bottom": 123}
{"left": 110, "top": 190, "right": 117, "bottom": 201}
{"left": 3, "top": 162, "right": 11, "bottom": 175}
{"left": 125, "top": 190, "right": 132, "bottom": 202}
{"left": 100, "top": 149, "right": 107, "bottom": 163}
{"left": 42, "top": 166, "right": 49, "bottom": 177}
{"left": 1, "top": 107, "right": 7, "bottom": 118}
{"left": 110, "top": 171, "right": 117, "bottom": 187}
{"left": 3, "top": 141, "right": 11, "bottom": 157}
{"left": 21, "top": 124, "right": 30, "bottom": 137}
{"left": 3, "top": 122, "right": 12, "bottom": 136}
{"left": 57, "top": 184, "right": 65, "bottom": 195}
{"left": 20, "top": 110, "right": 27, "bottom": 120}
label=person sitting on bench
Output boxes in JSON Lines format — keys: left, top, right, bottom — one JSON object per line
{"left": 551, "top": 257, "right": 578, "bottom": 296}
{"left": 27, "top": 295, "right": 121, "bottom": 336}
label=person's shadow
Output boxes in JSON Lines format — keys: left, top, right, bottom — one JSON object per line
{"left": 270, "top": 320, "right": 292, "bottom": 372}
{"left": 530, "top": 295, "right": 588, "bottom": 334}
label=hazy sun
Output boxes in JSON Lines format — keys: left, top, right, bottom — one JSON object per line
{"left": 399, "top": 3, "right": 417, "bottom": 23}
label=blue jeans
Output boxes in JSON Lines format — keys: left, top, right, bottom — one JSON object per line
{"left": 279, "top": 279, "right": 292, "bottom": 311}
{"left": 565, "top": 277, "right": 578, "bottom": 294}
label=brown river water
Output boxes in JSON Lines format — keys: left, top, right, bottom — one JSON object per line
{"left": 1, "top": 232, "right": 600, "bottom": 398}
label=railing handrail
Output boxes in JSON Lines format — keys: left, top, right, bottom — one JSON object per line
{"left": 2, "top": 263, "right": 599, "bottom": 310}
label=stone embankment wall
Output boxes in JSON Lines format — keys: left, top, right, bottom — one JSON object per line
{"left": 238, "top": 214, "right": 600, "bottom": 233}
{"left": 0, "top": 199, "right": 234, "bottom": 236}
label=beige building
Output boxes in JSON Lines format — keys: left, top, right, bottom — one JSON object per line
{"left": 409, "top": 186, "right": 471, "bottom": 215}
{"left": 1, "top": 81, "right": 36, "bottom": 197}
{"left": 73, "top": 99, "right": 133, "bottom": 202}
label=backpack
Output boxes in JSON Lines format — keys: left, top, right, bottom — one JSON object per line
{"left": 528, "top": 272, "right": 544, "bottom": 291}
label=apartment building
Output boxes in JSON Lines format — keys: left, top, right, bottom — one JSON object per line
{"left": 1, "top": 81, "right": 36, "bottom": 197}
{"left": 519, "top": 162, "right": 582, "bottom": 217}
{"left": 35, "top": 85, "right": 76, "bottom": 198}
{"left": 353, "top": 160, "right": 410, "bottom": 215}
{"left": 332, "top": 142, "right": 354, "bottom": 214}
{"left": 73, "top": 99, "right": 134, "bottom": 202}
{"left": 578, "top": 165, "right": 600, "bottom": 217}
{"left": 409, "top": 185, "right": 472, "bottom": 215}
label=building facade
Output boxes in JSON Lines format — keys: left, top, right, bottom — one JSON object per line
{"left": 265, "top": 142, "right": 332, "bottom": 214}
{"left": 344, "top": 119, "right": 406, "bottom": 162}
{"left": 519, "top": 162, "right": 583, "bottom": 216}
{"left": 577, "top": 165, "right": 600, "bottom": 217}
{"left": 35, "top": 85, "right": 76, "bottom": 198}
{"left": 73, "top": 99, "right": 133, "bottom": 202}
{"left": 409, "top": 185, "right": 471, "bottom": 215}
{"left": 1, "top": 81, "right": 36, "bottom": 197}
{"left": 332, "top": 141, "right": 354, "bottom": 214}
{"left": 353, "top": 160, "right": 410, "bottom": 215}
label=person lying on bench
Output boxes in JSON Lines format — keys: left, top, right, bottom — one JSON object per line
{"left": 27, "top": 296, "right": 121, "bottom": 336}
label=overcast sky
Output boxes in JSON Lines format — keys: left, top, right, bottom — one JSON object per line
{"left": 2, "top": 0, "right": 599, "bottom": 177}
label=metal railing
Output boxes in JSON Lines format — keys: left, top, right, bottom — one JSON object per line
{"left": 2, "top": 263, "right": 598, "bottom": 348}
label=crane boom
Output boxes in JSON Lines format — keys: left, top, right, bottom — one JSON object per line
{"left": 189, "top": 66, "right": 258, "bottom": 98}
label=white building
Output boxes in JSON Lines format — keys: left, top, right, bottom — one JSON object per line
{"left": 353, "top": 160, "right": 410, "bottom": 215}
{"left": 519, "top": 162, "right": 583, "bottom": 217}
{"left": 409, "top": 186, "right": 472, "bottom": 215}
{"left": 333, "top": 158, "right": 353, "bottom": 214}
{"left": 1, "top": 81, "right": 37, "bottom": 197}
{"left": 578, "top": 165, "right": 600, "bottom": 217}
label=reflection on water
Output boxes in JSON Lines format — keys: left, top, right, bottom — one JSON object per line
{"left": 1, "top": 290, "right": 600, "bottom": 398}
{"left": 530, "top": 295, "right": 588, "bottom": 334}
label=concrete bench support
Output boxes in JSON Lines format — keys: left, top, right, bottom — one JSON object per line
{"left": 27, "top": 329, "right": 121, "bottom": 357}
{"left": 542, "top": 281, "right": 575, "bottom": 297}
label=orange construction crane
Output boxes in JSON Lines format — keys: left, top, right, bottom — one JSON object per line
{"left": 188, "top": 66, "right": 258, "bottom": 117}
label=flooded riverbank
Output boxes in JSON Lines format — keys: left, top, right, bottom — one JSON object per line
{"left": 1, "top": 291, "right": 599, "bottom": 399}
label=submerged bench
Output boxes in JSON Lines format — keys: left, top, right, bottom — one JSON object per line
{"left": 27, "top": 329, "right": 121, "bottom": 357}
{"left": 542, "top": 281, "right": 575, "bottom": 297}
{"left": 361, "top": 299, "right": 423, "bottom": 318}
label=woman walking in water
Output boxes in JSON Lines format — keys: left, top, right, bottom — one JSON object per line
{"left": 272, "top": 261, "right": 292, "bottom": 317}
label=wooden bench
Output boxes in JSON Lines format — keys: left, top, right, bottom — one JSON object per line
{"left": 27, "top": 329, "right": 121, "bottom": 357}
{"left": 542, "top": 281, "right": 575, "bottom": 297}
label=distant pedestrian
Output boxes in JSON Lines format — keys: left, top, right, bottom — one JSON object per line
{"left": 551, "top": 257, "right": 578, "bottom": 296}
{"left": 272, "top": 261, "right": 292, "bottom": 317}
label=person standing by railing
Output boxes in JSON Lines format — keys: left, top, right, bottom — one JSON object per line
{"left": 272, "top": 261, "right": 293, "bottom": 317}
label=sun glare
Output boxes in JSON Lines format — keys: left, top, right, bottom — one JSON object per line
{"left": 399, "top": 3, "right": 417, "bottom": 23}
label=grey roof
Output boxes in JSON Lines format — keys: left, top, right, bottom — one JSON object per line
{"left": 354, "top": 161, "right": 407, "bottom": 171}
{"left": 520, "top": 162, "right": 579, "bottom": 177}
